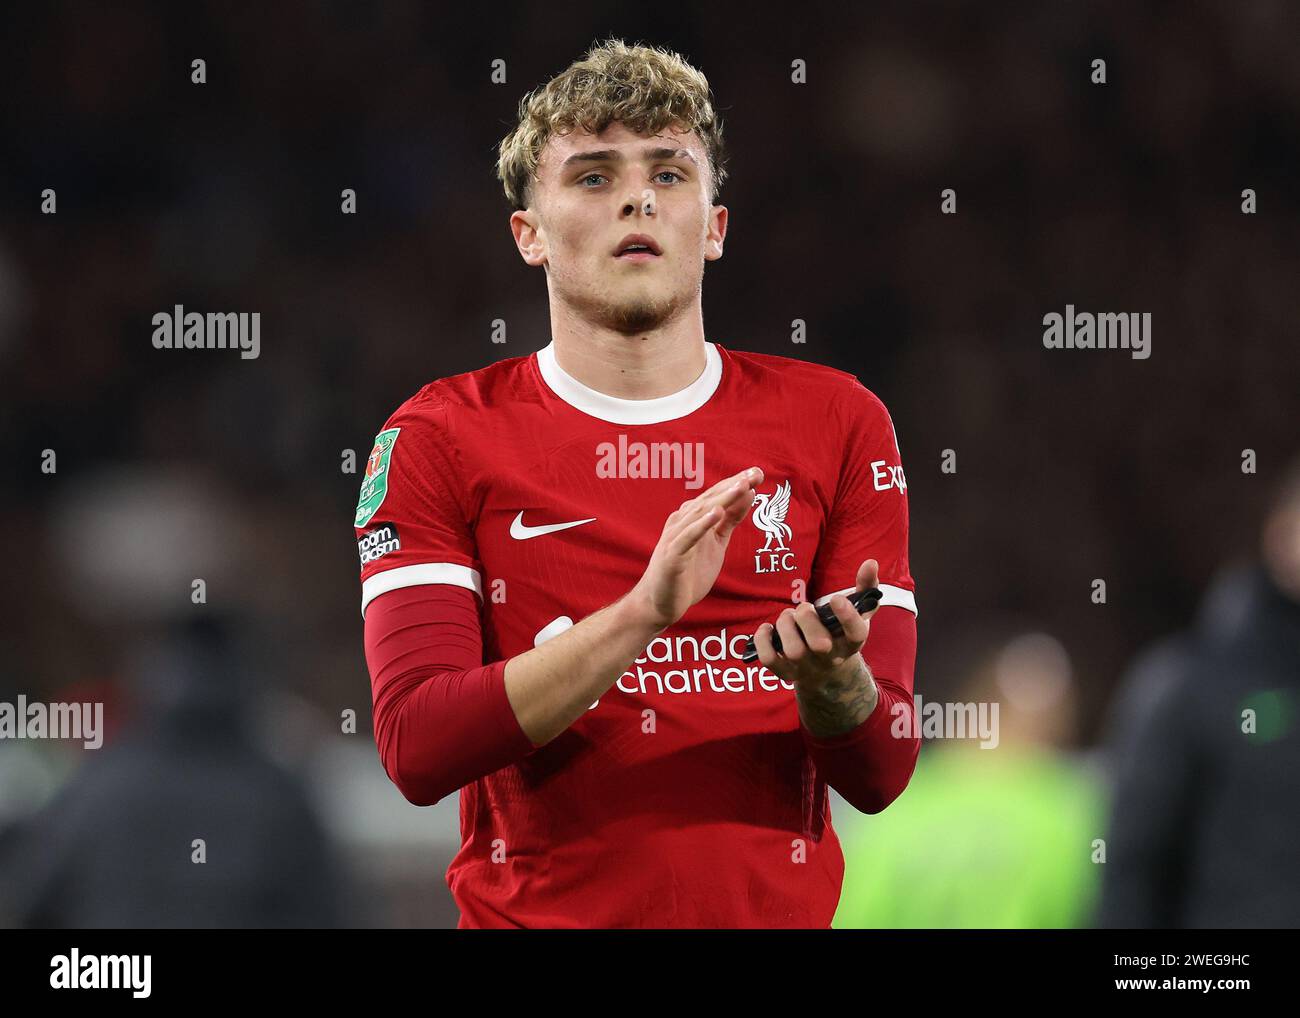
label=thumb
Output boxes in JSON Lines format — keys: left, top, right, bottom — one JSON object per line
{"left": 856, "top": 558, "right": 880, "bottom": 591}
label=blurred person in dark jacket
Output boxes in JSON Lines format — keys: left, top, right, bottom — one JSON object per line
{"left": 0, "top": 468, "right": 354, "bottom": 928}
{"left": 1096, "top": 457, "right": 1300, "bottom": 927}
{"left": 3, "top": 616, "right": 352, "bottom": 928}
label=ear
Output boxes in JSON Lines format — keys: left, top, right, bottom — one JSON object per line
{"left": 705, "top": 204, "right": 728, "bottom": 262}
{"left": 510, "top": 208, "right": 547, "bottom": 267}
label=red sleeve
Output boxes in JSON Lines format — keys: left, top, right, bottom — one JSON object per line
{"left": 801, "top": 605, "right": 920, "bottom": 814}
{"left": 364, "top": 582, "right": 538, "bottom": 807}
{"left": 802, "top": 381, "right": 919, "bottom": 813}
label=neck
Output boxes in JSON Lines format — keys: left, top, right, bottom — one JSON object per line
{"left": 547, "top": 296, "right": 709, "bottom": 399}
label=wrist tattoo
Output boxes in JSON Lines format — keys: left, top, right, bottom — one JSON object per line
{"left": 796, "top": 658, "right": 879, "bottom": 739}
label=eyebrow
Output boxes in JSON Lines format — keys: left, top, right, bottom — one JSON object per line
{"left": 560, "top": 146, "right": 698, "bottom": 170}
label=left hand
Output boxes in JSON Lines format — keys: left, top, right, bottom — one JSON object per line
{"left": 753, "top": 558, "right": 881, "bottom": 692}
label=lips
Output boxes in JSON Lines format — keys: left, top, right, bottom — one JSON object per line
{"left": 614, "top": 234, "right": 662, "bottom": 257}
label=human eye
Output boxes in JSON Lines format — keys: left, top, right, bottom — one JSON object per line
{"left": 579, "top": 172, "right": 608, "bottom": 187}
{"left": 654, "top": 170, "right": 684, "bottom": 184}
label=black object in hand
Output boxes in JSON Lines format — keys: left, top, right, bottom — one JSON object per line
{"left": 740, "top": 587, "right": 883, "bottom": 663}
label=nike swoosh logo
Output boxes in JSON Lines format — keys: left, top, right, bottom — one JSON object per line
{"left": 509, "top": 511, "right": 597, "bottom": 540}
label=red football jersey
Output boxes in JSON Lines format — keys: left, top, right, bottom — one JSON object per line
{"left": 354, "top": 340, "right": 918, "bottom": 927}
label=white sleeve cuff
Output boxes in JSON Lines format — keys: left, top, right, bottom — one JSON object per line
{"left": 813, "top": 582, "right": 917, "bottom": 617}
{"left": 360, "top": 562, "right": 483, "bottom": 617}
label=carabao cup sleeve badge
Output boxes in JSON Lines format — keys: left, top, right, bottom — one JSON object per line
{"left": 355, "top": 427, "right": 401, "bottom": 528}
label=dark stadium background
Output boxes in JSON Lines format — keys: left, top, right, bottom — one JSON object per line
{"left": 0, "top": 2, "right": 1296, "bottom": 928}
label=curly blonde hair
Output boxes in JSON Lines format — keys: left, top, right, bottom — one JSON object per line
{"left": 496, "top": 38, "right": 729, "bottom": 211}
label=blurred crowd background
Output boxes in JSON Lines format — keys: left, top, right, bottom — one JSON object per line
{"left": 0, "top": 2, "right": 1297, "bottom": 928}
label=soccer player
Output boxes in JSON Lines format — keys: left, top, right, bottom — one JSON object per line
{"left": 354, "top": 38, "right": 919, "bottom": 928}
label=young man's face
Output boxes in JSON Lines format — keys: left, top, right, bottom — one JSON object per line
{"left": 511, "top": 120, "right": 727, "bottom": 335}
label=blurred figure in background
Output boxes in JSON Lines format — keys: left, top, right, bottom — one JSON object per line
{"left": 833, "top": 631, "right": 1106, "bottom": 928}
{"left": 1096, "top": 457, "right": 1300, "bottom": 928}
{"left": 4, "top": 617, "right": 351, "bottom": 927}
{"left": 0, "top": 468, "right": 355, "bottom": 927}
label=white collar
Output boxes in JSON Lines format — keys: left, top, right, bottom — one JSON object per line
{"left": 534, "top": 340, "right": 723, "bottom": 425}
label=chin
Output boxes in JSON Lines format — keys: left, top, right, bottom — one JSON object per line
{"left": 604, "top": 292, "right": 681, "bottom": 334}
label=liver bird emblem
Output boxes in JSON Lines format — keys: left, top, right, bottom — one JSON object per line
{"left": 751, "top": 480, "right": 792, "bottom": 551}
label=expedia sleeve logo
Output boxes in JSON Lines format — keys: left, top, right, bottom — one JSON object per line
{"left": 357, "top": 523, "right": 401, "bottom": 566}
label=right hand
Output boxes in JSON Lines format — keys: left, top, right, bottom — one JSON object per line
{"left": 627, "top": 466, "right": 765, "bottom": 632}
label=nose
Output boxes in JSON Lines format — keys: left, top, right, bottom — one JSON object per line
{"left": 623, "top": 189, "right": 656, "bottom": 217}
